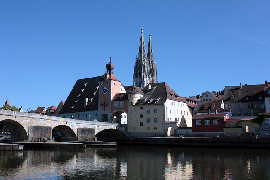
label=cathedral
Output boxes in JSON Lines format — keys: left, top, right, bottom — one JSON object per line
{"left": 133, "top": 28, "right": 158, "bottom": 88}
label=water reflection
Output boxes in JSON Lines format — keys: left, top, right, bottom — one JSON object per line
{"left": 0, "top": 146, "right": 270, "bottom": 179}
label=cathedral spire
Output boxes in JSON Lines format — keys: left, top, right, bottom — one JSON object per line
{"left": 134, "top": 28, "right": 157, "bottom": 88}
{"left": 147, "top": 34, "right": 154, "bottom": 63}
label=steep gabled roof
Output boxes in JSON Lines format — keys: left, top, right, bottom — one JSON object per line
{"left": 135, "top": 82, "right": 188, "bottom": 105}
{"left": 224, "top": 84, "right": 265, "bottom": 102}
{"left": 59, "top": 75, "right": 104, "bottom": 114}
{"left": 196, "top": 99, "right": 228, "bottom": 114}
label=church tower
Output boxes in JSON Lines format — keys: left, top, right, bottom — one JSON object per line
{"left": 133, "top": 28, "right": 158, "bottom": 88}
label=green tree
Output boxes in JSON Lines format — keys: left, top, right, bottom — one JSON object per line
{"left": 0, "top": 104, "right": 19, "bottom": 111}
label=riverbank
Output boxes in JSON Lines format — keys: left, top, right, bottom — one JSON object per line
{"left": 0, "top": 143, "right": 23, "bottom": 151}
{"left": 117, "top": 137, "right": 270, "bottom": 148}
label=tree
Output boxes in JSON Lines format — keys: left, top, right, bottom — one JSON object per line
{"left": 0, "top": 104, "right": 19, "bottom": 111}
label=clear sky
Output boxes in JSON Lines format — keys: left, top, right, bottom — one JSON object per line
{"left": 1, "top": 0, "right": 269, "bottom": 111}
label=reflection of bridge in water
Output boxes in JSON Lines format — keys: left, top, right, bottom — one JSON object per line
{"left": 0, "top": 110, "right": 117, "bottom": 141}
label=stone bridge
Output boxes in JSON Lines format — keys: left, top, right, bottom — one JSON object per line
{"left": 0, "top": 110, "right": 117, "bottom": 141}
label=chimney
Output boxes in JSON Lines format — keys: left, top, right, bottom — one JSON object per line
{"left": 208, "top": 109, "right": 211, "bottom": 114}
{"left": 240, "top": 83, "right": 242, "bottom": 89}
{"left": 215, "top": 109, "right": 217, "bottom": 114}
{"left": 266, "top": 81, "right": 268, "bottom": 87}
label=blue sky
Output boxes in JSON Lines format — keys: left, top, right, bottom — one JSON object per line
{"left": 1, "top": 0, "right": 269, "bottom": 111}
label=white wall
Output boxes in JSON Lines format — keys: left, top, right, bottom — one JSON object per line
{"left": 164, "top": 100, "right": 192, "bottom": 127}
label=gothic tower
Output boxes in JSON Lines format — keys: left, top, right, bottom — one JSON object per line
{"left": 133, "top": 28, "right": 158, "bottom": 88}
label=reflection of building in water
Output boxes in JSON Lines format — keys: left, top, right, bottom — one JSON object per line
{"left": 164, "top": 152, "right": 193, "bottom": 179}
{"left": 126, "top": 147, "right": 167, "bottom": 179}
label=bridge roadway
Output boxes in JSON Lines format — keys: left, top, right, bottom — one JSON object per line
{"left": 0, "top": 110, "right": 117, "bottom": 141}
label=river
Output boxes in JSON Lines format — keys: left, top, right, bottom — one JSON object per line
{"left": 1, "top": 145, "right": 269, "bottom": 179}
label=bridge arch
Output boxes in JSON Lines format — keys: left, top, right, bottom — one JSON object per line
{"left": 96, "top": 129, "right": 126, "bottom": 141}
{"left": 112, "top": 110, "right": 127, "bottom": 124}
{"left": 0, "top": 119, "right": 27, "bottom": 141}
{"left": 52, "top": 125, "right": 77, "bottom": 141}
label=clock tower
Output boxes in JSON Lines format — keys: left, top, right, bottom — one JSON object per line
{"left": 98, "top": 56, "right": 122, "bottom": 122}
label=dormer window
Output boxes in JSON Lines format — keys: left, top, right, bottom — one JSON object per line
{"left": 259, "top": 96, "right": 262, "bottom": 100}
{"left": 231, "top": 96, "right": 234, "bottom": 100}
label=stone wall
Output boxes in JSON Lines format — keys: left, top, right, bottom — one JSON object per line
{"left": 29, "top": 126, "right": 52, "bottom": 141}
{"left": 77, "top": 128, "right": 95, "bottom": 141}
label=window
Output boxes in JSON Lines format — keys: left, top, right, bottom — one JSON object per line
{"left": 206, "top": 94, "right": 208, "bottom": 97}
{"left": 231, "top": 96, "right": 234, "bottom": 100}
{"left": 170, "top": 110, "right": 172, "bottom": 114}
{"left": 267, "top": 89, "right": 270, "bottom": 94}
{"left": 154, "top": 118, "right": 158, "bottom": 122}
{"left": 181, "top": 110, "right": 182, "bottom": 115}
{"left": 140, "top": 122, "right": 143, "bottom": 126}
{"left": 133, "top": 127, "right": 136, "bottom": 130}
{"left": 147, "top": 110, "right": 150, "bottom": 114}
{"left": 246, "top": 97, "right": 248, "bottom": 100}
{"left": 154, "top": 126, "right": 157, "bottom": 130}
{"left": 129, "top": 102, "right": 133, "bottom": 106}
{"left": 187, "top": 112, "right": 188, "bottom": 116}
{"left": 260, "top": 104, "right": 265, "bottom": 108}
{"left": 259, "top": 96, "right": 262, "bottom": 100}
{"left": 154, "top": 109, "right": 157, "bottom": 113}
{"left": 205, "top": 120, "right": 210, "bottom": 125}
{"left": 228, "top": 105, "right": 231, "bottom": 109}
{"left": 119, "top": 102, "right": 124, "bottom": 107}
{"left": 147, "top": 118, "right": 151, "bottom": 123}
{"left": 130, "top": 110, "right": 132, "bottom": 114}
{"left": 213, "top": 119, "right": 219, "bottom": 125}
{"left": 196, "top": 120, "right": 201, "bottom": 125}
{"left": 247, "top": 105, "right": 250, "bottom": 109}
{"left": 140, "top": 114, "right": 143, "bottom": 118}
{"left": 209, "top": 99, "right": 211, "bottom": 101}
{"left": 237, "top": 105, "right": 241, "bottom": 109}
{"left": 114, "top": 102, "right": 118, "bottom": 107}
{"left": 140, "top": 107, "right": 143, "bottom": 110}
{"left": 255, "top": 104, "right": 258, "bottom": 109}
{"left": 147, "top": 127, "right": 150, "bottom": 130}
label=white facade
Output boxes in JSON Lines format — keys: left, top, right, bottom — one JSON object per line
{"left": 164, "top": 100, "right": 192, "bottom": 127}
{"left": 266, "top": 97, "right": 270, "bottom": 113}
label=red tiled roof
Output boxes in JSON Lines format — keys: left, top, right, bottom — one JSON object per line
{"left": 48, "top": 105, "right": 57, "bottom": 110}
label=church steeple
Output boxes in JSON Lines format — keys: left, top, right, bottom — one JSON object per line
{"left": 133, "top": 28, "right": 158, "bottom": 88}
{"left": 147, "top": 34, "right": 158, "bottom": 83}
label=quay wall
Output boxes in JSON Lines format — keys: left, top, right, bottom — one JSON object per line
{"left": 117, "top": 137, "right": 270, "bottom": 148}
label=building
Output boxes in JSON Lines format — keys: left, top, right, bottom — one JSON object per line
{"left": 194, "top": 91, "right": 219, "bottom": 113}
{"left": 192, "top": 113, "right": 229, "bottom": 133}
{"left": 133, "top": 28, "right": 158, "bottom": 88}
{"left": 265, "top": 81, "right": 270, "bottom": 113}
{"left": 223, "top": 82, "right": 269, "bottom": 116}
{"left": 59, "top": 57, "right": 127, "bottom": 123}
{"left": 127, "top": 83, "right": 192, "bottom": 137}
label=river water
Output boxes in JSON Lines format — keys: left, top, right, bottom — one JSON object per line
{"left": 0, "top": 145, "right": 270, "bottom": 179}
